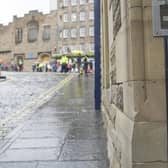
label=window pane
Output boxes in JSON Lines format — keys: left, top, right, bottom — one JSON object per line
{"left": 89, "top": 27, "right": 94, "bottom": 36}
{"left": 89, "top": 11, "right": 94, "bottom": 20}
{"left": 71, "top": 0, "right": 77, "bottom": 6}
{"left": 90, "top": 43, "right": 94, "bottom": 52}
{"left": 80, "top": 27, "right": 85, "bottom": 37}
{"left": 63, "top": 45, "right": 69, "bottom": 54}
{"left": 80, "top": 0, "right": 85, "bottom": 5}
{"left": 71, "top": 29, "right": 77, "bottom": 38}
{"left": 63, "top": 0, "right": 69, "bottom": 7}
{"left": 15, "top": 28, "right": 22, "bottom": 44}
{"left": 64, "top": 13, "right": 69, "bottom": 22}
{"left": 27, "top": 21, "right": 39, "bottom": 42}
{"left": 88, "top": 0, "right": 94, "bottom": 3}
{"left": 71, "top": 13, "right": 77, "bottom": 22}
{"left": 43, "top": 25, "right": 51, "bottom": 41}
{"left": 63, "top": 29, "right": 69, "bottom": 38}
{"left": 80, "top": 12, "right": 85, "bottom": 21}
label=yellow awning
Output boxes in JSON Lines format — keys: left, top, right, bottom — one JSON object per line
{"left": 71, "top": 50, "right": 83, "bottom": 56}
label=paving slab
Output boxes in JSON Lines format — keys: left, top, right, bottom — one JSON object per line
{"left": 10, "top": 138, "right": 62, "bottom": 149}
{"left": 23, "top": 125, "right": 69, "bottom": 131}
{"left": 0, "top": 148, "right": 60, "bottom": 162}
{"left": 0, "top": 72, "right": 67, "bottom": 120}
{"left": 32, "top": 112, "right": 76, "bottom": 119}
{"left": 0, "top": 162, "right": 37, "bottom": 168}
{"left": 37, "top": 161, "right": 107, "bottom": 168}
{"left": 67, "top": 127, "right": 106, "bottom": 140}
{"left": 59, "top": 139, "right": 106, "bottom": 161}
{"left": 19, "top": 129, "right": 68, "bottom": 139}
{"left": 30, "top": 115, "right": 75, "bottom": 123}
{"left": 26, "top": 120, "right": 72, "bottom": 128}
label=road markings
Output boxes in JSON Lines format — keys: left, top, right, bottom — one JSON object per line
{"left": 0, "top": 73, "right": 77, "bottom": 137}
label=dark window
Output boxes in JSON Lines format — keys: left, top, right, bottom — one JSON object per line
{"left": 27, "top": 21, "right": 39, "bottom": 42}
{"left": 43, "top": 25, "right": 51, "bottom": 41}
{"left": 15, "top": 28, "right": 22, "bottom": 44}
{"left": 160, "top": 5, "right": 168, "bottom": 29}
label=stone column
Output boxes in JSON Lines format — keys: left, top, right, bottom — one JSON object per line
{"left": 128, "top": 0, "right": 168, "bottom": 167}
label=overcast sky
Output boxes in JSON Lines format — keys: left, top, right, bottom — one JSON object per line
{"left": 0, "top": 0, "right": 50, "bottom": 25}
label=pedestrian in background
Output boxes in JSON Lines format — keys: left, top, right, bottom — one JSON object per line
{"left": 32, "top": 64, "right": 36, "bottom": 72}
{"left": 83, "top": 55, "right": 88, "bottom": 74}
{"left": 76, "top": 55, "right": 81, "bottom": 73}
{"left": 18, "top": 59, "right": 23, "bottom": 72}
{"left": 61, "top": 55, "right": 68, "bottom": 73}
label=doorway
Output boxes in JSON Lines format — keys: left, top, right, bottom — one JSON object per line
{"left": 39, "top": 53, "right": 51, "bottom": 64}
{"left": 15, "top": 55, "right": 24, "bottom": 71}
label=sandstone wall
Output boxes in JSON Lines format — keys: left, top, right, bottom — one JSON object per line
{"left": 101, "top": 0, "right": 168, "bottom": 167}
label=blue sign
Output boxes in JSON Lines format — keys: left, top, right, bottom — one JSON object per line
{"left": 27, "top": 53, "right": 34, "bottom": 59}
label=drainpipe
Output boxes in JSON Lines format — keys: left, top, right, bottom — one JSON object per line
{"left": 94, "top": 0, "right": 101, "bottom": 110}
{"left": 164, "top": 38, "right": 168, "bottom": 157}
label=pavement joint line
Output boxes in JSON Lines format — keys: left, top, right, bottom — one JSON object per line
{"left": 0, "top": 124, "right": 26, "bottom": 155}
{"left": 0, "top": 73, "right": 77, "bottom": 137}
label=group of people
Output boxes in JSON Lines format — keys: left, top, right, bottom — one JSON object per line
{"left": 32, "top": 56, "right": 94, "bottom": 74}
{"left": 60, "top": 55, "right": 93, "bottom": 74}
{"left": 32, "top": 63, "right": 54, "bottom": 72}
{"left": 0, "top": 63, "right": 23, "bottom": 72}
{"left": 0, "top": 59, "right": 24, "bottom": 72}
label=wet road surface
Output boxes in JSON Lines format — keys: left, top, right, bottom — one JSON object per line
{"left": 0, "top": 72, "right": 74, "bottom": 138}
{"left": 0, "top": 73, "right": 107, "bottom": 168}
{"left": 0, "top": 72, "right": 69, "bottom": 120}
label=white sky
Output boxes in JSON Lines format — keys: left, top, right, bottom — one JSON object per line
{"left": 0, "top": 0, "right": 50, "bottom": 25}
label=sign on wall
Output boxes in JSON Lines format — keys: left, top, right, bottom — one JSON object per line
{"left": 152, "top": 0, "right": 168, "bottom": 36}
{"left": 27, "top": 53, "right": 34, "bottom": 59}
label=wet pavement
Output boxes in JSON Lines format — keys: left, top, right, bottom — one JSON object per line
{"left": 0, "top": 72, "right": 68, "bottom": 120}
{"left": 0, "top": 73, "right": 107, "bottom": 168}
{"left": 0, "top": 72, "right": 74, "bottom": 138}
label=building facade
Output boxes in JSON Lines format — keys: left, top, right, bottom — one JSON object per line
{"left": 54, "top": 0, "right": 95, "bottom": 55}
{"left": 101, "top": 0, "right": 168, "bottom": 168}
{"left": 0, "top": 10, "right": 58, "bottom": 71}
{"left": 0, "top": 0, "right": 94, "bottom": 71}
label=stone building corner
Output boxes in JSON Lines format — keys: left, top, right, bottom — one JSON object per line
{"left": 101, "top": 0, "right": 168, "bottom": 167}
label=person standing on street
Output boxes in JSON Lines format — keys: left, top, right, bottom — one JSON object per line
{"left": 76, "top": 55, "right": 81, "bottom": 73}
{"left": 18, "top": 59, "right": 23, "bottom": 72}
{"left": 61, "top": 55, "right": 68, "bottom": 73}
{"left": 83, "top": 55, "right": 88, "bottom": 74}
